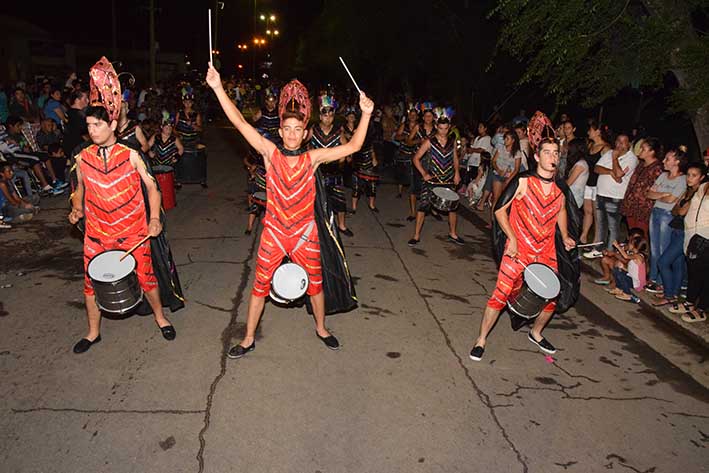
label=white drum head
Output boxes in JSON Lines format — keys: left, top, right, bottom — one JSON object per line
{"left": 433, "top": 187, "right": 460, "bottom": 202}
{"left": 524, "top": 263, "right": 560, "bottom": 299}
{"left": 271, "top": 262, "right": 309, "bottom": 301}
{"left": 152, "top": 165, "right": 174, "bottom": 173}
{"left": 88, "top": 250, "right": 136, "bottom": 283}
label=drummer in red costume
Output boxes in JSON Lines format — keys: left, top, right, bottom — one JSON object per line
{"left": 470, "top": 112, "right": 577, "bottom": 362}
{"left": 206, "top": 64, "right": 374, "bottom": 359}
{"left": 68, "top": 57, "right": 177, "bottom": 354}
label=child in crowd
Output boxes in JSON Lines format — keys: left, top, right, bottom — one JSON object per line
{"left": 608, "top": 234, "right": 648, "bottom": 303}
{"left": 0, "top": 163, "right": 36, "bottom": 223}
{"left": 467, "top": 154, "right": 489, "bottom": 206}
{"left": 593, "top": 228, "right": 645, "bottom": 287}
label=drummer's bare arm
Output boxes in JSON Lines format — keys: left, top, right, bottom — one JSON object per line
{"left": 130, "top": 151, "right": 162, "bottom": 236}
{"left": 311, "top": 92, "right": 373, "bottom": 166}
{"left": 406, "top": 126, "right": 420, "bottom": 147}
{"left": 136, "top": 126, "right": 149, "bottom": 152}
{"left": 175, "top": 137, "right": 184, "bottom": 156}
{"left": 68, "top": 158, "right": 84, "bottom": 224}
{"left": 395, "top": 123, "right": 406, "bottom": 142}
{"left": 556, "top": 195, "right": 576, "bottom": 250}
{"left": 412, "top": 140, "right": 431, "bottom": 180}
{"left": 453, "top": 146, "right": 461, "bottom": 185}
{"left": 194, "top": 113, "right": 203, "bottom": 132}
{"left": 206, "top": 64, "right": 275, "bottom": 160}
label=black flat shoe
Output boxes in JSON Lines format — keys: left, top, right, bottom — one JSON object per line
{"left": 159, "top": 325, "right": 177, "bottom": 341}
{"left": 368, "top": 206, "right": 380, "bottom": 213}
{"left": 407, "top": 238, "right": 420, "bottom": 247}
{"left": 73, "top": 335, "right": 101, "bottom": 354}
{"left": 317, "top": 332, "right": 340, "bottom": 350}
{"left": 339, "top": 227, "right": 354, "bottom": 237}
{"left": 227, "top": 341, "right": 255, "bottom": 359}
{"left": 406, "top": 215, "right": 416, "bottom": 222}
{"left": 244, "top": 229, "right": 252, "bottom": 235}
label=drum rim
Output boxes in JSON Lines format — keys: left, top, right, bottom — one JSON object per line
{"left": 152, "top": 165, "right": 175, "bottom": 173}
{"left": 271, "top": 262, "right": 309, "bottom": 300}
{"left": 432, "top": 187, "right": 460, "bottom": 199}
{"left": 87, "top": 249, "right": 137, "bottom": 282}
{"left": 523, "top": 262, "right": 561, "bottom": 298}
{"left": 96, "top": 292, "right": 144, "bottom": 314}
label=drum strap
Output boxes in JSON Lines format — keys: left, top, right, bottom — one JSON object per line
{"left": 266, "top": 221, "right": 315, "bottom": 256}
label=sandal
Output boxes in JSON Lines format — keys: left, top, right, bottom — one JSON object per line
{"left": 606, "top": 287, "right": 622, "bottom": 295}
{"left": 652, "top": 297, "right": 676, "bottom": 307}
{"left": 680, "top": 310, "right": 707, "bottom": 323}
{"left": 615, "top": 293, "right": 632, "bottom": 301}
{"left": 668, "top": 301, "right": 693, "bottom": 314}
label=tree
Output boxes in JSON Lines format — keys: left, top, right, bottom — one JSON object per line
{"left": 491, "top": 0, "right": 709, "bottom": 151}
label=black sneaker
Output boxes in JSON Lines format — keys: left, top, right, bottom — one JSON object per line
{"left": 645, "top": 282, "right": 663, "bottom": 294}
{"left": 339, "top": 227, "right": 354, "bottom": 237}
{"left": 227, "top": 341, "right": 255, "bottom": 359}
{"left": 469, "top": 345, "right": 485, "bottom": 361}
{"left": 528, "top": 333, "right": 556, "bottom": 354}
{"left": 317, "top": 332, "right": 340, "bottom": 350}
{"left": 448, "top": 235, "right": 465, "bottom": 245}
{"left": 369, "top": 206, "right": 380, "bottom": 213}
{"left": 407, "top": 238, "right": 420, "bottom": 247}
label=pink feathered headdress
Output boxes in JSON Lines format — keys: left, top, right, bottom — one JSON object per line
{"left": 89, "top": 56, "right": 121, "bottom": 122}
{"left": 527, "top": 111, "right": 557, "bottom": 151}
{"left": 278, "top": 79, "right": 311, "bottom": 124}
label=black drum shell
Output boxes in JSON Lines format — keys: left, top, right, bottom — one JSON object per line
{"left": 176, "top": 145, "right": 207, "bottom": 183}
{"left": 90, "top": 271, "right": 143, "bottom": 314}
{"left": 507, "top": 281, "right": 549, "bottom": 319}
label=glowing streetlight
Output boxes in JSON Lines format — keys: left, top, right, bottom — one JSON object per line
{"left": 259, "top": 14, "right": 265, "bottom": 20}
{"left": 274, "top": 30, "right": 279, "bottom": 36}
{"left": 269, "top": 14, "right": 276, "bottom": 21}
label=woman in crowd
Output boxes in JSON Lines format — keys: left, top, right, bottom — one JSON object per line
{"left": 147, "top": 113, "right": 184, "bottom": 167}
{"left": 681, "top": 163, "right": 709, "bottom": 323}
{"left": 646, "top": 147, "right": 688, "bottom": 295}
{"left": 565, "top": 138, "right": 589, "bottom": 208}
{"left": 43, "top": 88, "right": 67, "bottom": 127}
{"left": 580, "top": 121, "right": 612, "bottom": 243}
{"left": 490, "top": 130, "right": 522, "bottom": 207}
{"left": 468, "top": 121, "right": 493, "bottom": 184}
{"left": 175, "top": 91, "right": 203, "bottom": 150}
{"left": 653, "top": 162, "right": 704, "bottom": 310}
{"left": 620, "top": 137, "right": 664, "bottom": 237}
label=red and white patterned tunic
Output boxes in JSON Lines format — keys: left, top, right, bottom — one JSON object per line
{"left": 79, "top": 143, "right": 156, "bottom": 295}
{"left": 488, "top": 176, "right": 563, "bottom": 311}
{"left": 253, "top": 148, "right": 322, "bottom": 297}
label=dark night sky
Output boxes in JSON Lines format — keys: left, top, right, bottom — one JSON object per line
{"left": 2, "top": 0, "right": 321, "bottom": 67}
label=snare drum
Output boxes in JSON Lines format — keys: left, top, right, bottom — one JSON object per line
{"left": 507, "top": 263, "right": 560, "bottom": 319}
{"left": 431, "top": 187, "right": 460, "bottom": 212}
{"left": 153, "top": 165, "right": 176, "bottom": 210}
{"left": 355, "top": 168, "right": 379, "bottom": 181}
{"left": 87, "top": 250, "right": 143, "bottom": 314}
{"left": 252, "top": 191, "right": 267, "bottom": 208}
{"left": 270, "top": 262, "right": 309, "bottom": 303}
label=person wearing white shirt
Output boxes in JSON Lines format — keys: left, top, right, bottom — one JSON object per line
{"left": 594, "top": 134, "right": 638, "bottom": 251}
{"left": 468, "top": 122, "right": 493, "bottom": 179}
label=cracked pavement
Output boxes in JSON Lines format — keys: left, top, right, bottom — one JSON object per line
{"left": 1, "top": 126, "right": 707, "bottom": 473}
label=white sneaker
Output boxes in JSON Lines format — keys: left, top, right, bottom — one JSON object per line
{"left": 583, "top": 249, "right": 603, "bottom": 259}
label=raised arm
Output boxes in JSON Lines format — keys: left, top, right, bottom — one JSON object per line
{"left": 310, "top": 92, "right": 374, "bottom": 165}
{"left": 206, "top": 64, "right": 275, "bottom": 159}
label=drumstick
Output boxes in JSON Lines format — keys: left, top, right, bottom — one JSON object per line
{"left": 576, "top": 241, "right": 604, "bottom": 248}
{"left": 338, "top": 57, "right": 361, "bottom": 94}
{"left": 120, "top": 235, "right": 151, "bottom": 262}
{"left": 208, "top": 9, "right": 213, "bottom": 66}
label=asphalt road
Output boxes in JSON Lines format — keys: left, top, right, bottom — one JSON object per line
{"left": 1, "top": 125, "right": 707, "bottom": 473}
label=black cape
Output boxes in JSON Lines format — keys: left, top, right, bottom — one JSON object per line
{"left": 492, "top": 172, "right": 581, "bottom": 316}
{"left": 304, "top": 169, "right": 358, "bottom": 315}
{"left": 71, "top": 140, "right": 186, "bottom": 314}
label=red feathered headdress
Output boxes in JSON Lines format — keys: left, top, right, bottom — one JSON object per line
{"left": 527, "top": 111, "right": 557, "bottom": 151}
{"left": 278, "top": 79, "right": 311, "bottom": 124}
{"left": 89, "top": 56, "right": 121, "bottom": 122}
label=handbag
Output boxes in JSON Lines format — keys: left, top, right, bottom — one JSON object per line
{"left": 686, "top": 234, "right": 709, "bottom": 260}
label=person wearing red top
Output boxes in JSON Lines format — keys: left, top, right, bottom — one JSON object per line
{"left": 469, "top": 129, "right": 577, "bottom": 362}
{"left": 68, "top": 58, "right": 178, "bottom": 354}
{"left": 206, "top": 64, "right": 374, "bottom": 359}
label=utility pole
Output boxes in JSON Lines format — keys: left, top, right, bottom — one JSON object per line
{"left": 149, "top": 0, "right": 156, "bottom": 85}
{"left": 111, "top": 0, "right": 117, "bottom": 61}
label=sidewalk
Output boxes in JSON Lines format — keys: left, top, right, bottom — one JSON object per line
{"left": 455, "top": 195, "right": 709, "bottom": 387}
